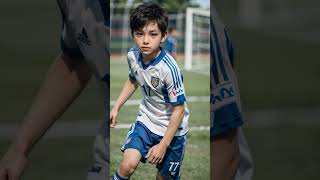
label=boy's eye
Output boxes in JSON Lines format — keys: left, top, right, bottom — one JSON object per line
{"left": 151, "top": 33, "right": 158, "bottom": 37}
{"left": 135, "top": 32, "right": 143, "bottom": 36}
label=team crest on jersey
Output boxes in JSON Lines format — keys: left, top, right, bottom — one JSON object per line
{"left": 151, "top": 76, "right": 160, "bottom": 88}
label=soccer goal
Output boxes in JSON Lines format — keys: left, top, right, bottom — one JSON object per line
{"left": 184, "top": 7, "right": 210, "bottom": 72}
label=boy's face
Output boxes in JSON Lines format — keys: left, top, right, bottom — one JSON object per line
{"left": 133, "top": 21, "right": 166, "bottom": 60}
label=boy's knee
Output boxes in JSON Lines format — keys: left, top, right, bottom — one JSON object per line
{"left": 119, "top": 160, "right": 137, "bottom": 176}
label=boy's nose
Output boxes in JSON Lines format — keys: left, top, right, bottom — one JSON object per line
{"left": 143, "top": 36, "right": 149, "bottom": 44}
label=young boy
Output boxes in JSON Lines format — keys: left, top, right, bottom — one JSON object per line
{"left": 110, "top": 3, "right": 189, "bottom": 180}
{"left": 0, "top": 0, "right": 109, "bottom": 179}
{"left": 210, "top": 4, "right": 254, "bottom": 180}
{"left": 164, "top": 27, "right": 178, "bottom": 60}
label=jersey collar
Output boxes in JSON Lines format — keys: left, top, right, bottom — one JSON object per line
{"left": 139, "top": 48, "right": 166, "bottom": 70}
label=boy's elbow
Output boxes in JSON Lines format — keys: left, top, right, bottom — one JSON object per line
{"left": 173, "top": 104, "right": 185, "bottom": 118}
{"left": 180, "top": 107, "right": 185, "bottom": 117}
{"left": 178, "top": 110, "right": 184, "bottom": 120}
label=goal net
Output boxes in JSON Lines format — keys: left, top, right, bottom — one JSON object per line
{"left": 184, "top": 7, "right": 210, "bottom": 72}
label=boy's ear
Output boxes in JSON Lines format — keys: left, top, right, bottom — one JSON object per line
{"left": 161, "top": 32, "right": 168, "bottom": 43}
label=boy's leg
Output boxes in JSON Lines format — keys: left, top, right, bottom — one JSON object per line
{"left": 156, "top": 135, "right": 187, "bottom": 180}
{"left": 114, "top": 148, "right": 142, "bottom": 179}
{"left": 113, "top": 122, "right": 153, "bottom": 179}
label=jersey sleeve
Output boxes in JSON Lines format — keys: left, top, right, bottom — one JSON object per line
{"left": 164, "top": 61, "right": 186, "bottom": 106}
{"left": 127, "top": 51, "right": 136, "bottom": 80}
{"left": 210, "top": 8, "right": 243, "bottom": 137}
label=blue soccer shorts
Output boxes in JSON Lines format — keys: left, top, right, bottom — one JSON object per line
{"left": 210, "top": 102, "right": 243, "bottom": 137}
{"left": 121, "top": 121, "right": 187, "bottom": 180}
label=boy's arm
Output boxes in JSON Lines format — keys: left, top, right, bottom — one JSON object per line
{"left": 110, "top": 79, "right": 138, "bottom": 128}
{"left": 0, "top": 54, "right": 92, "bottom": 179}
{"left": 146, "top": 104, "right": 185, "bottom": 164}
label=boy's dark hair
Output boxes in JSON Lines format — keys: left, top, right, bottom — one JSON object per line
{"left": 130, "top": 2, "right": 168, "bottom": 36}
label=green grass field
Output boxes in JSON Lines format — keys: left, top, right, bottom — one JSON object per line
{"left": 110, "top": 58, "right": 210, "bottom": 179}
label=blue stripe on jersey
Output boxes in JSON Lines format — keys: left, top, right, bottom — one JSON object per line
{"left": 164, "top": 56, "right": 178, "bottom": 87}
{"left": 164, "top": 56, "right": 181, "bottom": 88}
{"left": 210, "top": 35, "right": 220, "bottom": 85}
{"left": 161, "top": 85, "right": 170, "bottom": 103}
{"left": 224, "top": 28, "right": 234, "bottom": 67}
{"left": 163, "top": 58, "right": 177, "bottom": 89}
{"left": 171, "top": 94, "right": 186, "bottom": 106}
{"left": 210, "top": 17, "right": 229, "bottom": 82}
{"left": 180, "top": 73, "right": 184, "bottom": 82}
{"left": 166, "top": 56, "right": 182, "bottom": 88}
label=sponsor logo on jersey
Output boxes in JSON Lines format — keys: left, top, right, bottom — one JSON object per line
{"left": 151, "top": 76, "right": 160, "bottom": 88}
{"left": 172, "top": 88, "right": 184, "bottom": 97}
{"left": 211, "top": 83, "right": 235, "bottom": 105}
{"left": 172, "top": 89, "right": 177, "bottom": 97}
{"left": 77, "top": 27, "right": 92, "bottom": 46}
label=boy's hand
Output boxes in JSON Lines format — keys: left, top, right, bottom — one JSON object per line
{"left": 0, "top": 148, "right": 27, "bottom": 180}
{"left": 109, "top": 108, "right": 119, "bottom": 128}
{"left": 146, "top": 143, "right": 168, "bottom": 164}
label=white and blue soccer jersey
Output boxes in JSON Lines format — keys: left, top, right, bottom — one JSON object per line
{"left": 210, "top": 6, "right": 243, "bottom": 137}
{"left": 127, "top": 48, "right": 189, "bottom": 137}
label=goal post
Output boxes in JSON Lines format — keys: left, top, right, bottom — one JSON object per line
{"left": 184, "top": 7, "right": 210, "bottom": 71}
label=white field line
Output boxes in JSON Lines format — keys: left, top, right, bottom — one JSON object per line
{"left": 111, "top": 96, "right": 209, "bottom": 106}
{"left": 184, "top": 64, "right": 210, "bottom": 76}
{"left": 0, "top": 121, "right": 208, "bottom": 139}
{"left": 113, "top": 124, "right": 209, "bottom": 131}
{"left": 1, "top": 108, "right": 320, "bottom": 139}
{"left": 186, "top": 69, "right": 210, "bottom": 76}
{"left": 0, "top": 97, "right": 210, "bottom": 139}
